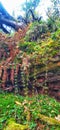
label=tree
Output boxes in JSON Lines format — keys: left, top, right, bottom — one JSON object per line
{"left": 47, "top": 0, "right": 60, "bottom": 20}
{"left": 46, "top": 0, "right": 60, "bottom": 32}
{"left": 0, "top": 1, "right": 41, "bottom": 33}
{"left": 22, "top": 0, "right": 40, "bottom": 12}
{"left": 51, "top": 0, "right": 60, "bottom": 19}
{"left": 0, "top": 2, "right": 27, "bottom": 33}
{"left": 21, "top": 0, "right": 41, "bottom": 23}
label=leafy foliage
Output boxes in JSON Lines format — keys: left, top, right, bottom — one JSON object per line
{"left": 25, "top": 21, "right": 48, "bottom": 41}
{"left": 0, "top": 93, "right": 60, "bottom": 130}
{"left": 51, "top": 0, "right": 60, "bottom": 19}
{"left": 22, "top": 0, "right": 40, "bottom": 14}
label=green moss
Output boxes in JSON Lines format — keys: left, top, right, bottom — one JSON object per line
{"left": 38, "top": 114, "right": 60, "bottom": 125}
{"left": 4, "top": 119, "right": 28, "bottom": 130}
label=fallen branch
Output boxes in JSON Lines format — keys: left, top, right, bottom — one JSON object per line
{"left": 38, "top": 114, "right": 60, "bottom": 125}
{"left": 0, "top": 17, "right": 25, "bottom": 31}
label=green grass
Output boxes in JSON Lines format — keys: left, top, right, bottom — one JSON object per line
{"left": 0, "top": 93, "right": 60, "bottom": 130}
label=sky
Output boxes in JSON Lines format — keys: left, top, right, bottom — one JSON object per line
{"left": 0, "top": 0, "right": 52, "bottom": 19}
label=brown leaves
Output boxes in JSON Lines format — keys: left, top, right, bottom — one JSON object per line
{"left": 15, "top": 101, "right": 22, "bottom": 106}
{"left": 15, "top": 100, "right": 31, "bottom": 122}
{"left": 36, "top": 122, "right": 45, "bottom": 130}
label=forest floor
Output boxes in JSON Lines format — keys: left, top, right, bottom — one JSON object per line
{"left": 0, "top": 93, "right": 60, "bottom": 130}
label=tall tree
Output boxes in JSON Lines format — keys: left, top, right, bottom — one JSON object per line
{"left": 47, "top": 0, "right": 60, "bottom": 20}
{"left": 21, "top": 0, "right": 41, "bottom": 23}
{"left": 46, "top": 0, "right": 60, "bottom": 31}
{"left": 22, "top": 0, "right": 40, "bottom": 12}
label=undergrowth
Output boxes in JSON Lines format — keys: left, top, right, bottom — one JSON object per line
{"left": 0, "top": 93, "right": 60, "bottom": 130}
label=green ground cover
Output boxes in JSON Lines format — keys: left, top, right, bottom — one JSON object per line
{"left": 0, "top": 93, "right": 60, "bottom": 130}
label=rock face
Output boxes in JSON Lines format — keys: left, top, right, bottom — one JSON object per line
{"left": 48, "top": 81, "right": 60, "bottom": 100}
{"left": 0, "top": 29, "right": 60, "bottom": 101}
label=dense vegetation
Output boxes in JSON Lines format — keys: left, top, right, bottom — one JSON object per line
{"left": 0, "top": 0, "right": 60, "bottom": 129}
{"left": 0, "top": 21, "right": 60, "bottom": 129}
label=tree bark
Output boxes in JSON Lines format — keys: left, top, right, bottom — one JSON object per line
{"left": 0, "top": 17, "right": 25, "bottom": 31}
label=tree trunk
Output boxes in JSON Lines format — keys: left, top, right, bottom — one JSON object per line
{"left": 0, "top": 17, "right": 25, "bottom": 31}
